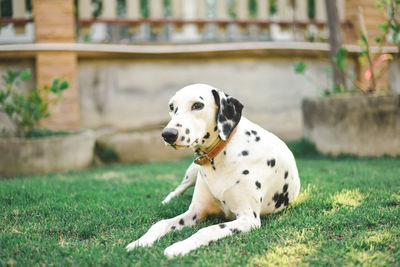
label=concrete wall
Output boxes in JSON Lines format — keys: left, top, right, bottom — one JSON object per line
{"left": 78, "top": 56, "right": 331, "bottom": 141}
{"left": 1, "top": 54, "right": 398, "bottom": 141}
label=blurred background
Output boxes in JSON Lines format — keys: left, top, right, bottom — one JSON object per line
{"left": 0, "top": 0, "right": 399, "bottom": 170}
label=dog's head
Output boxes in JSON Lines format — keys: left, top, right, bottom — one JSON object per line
{"left": 162, "top": 84, "right": 243, "bottom": 149}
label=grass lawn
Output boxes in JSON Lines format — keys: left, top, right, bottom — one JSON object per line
{"left": 1, "top": 156, "right": 399, "bottom": 266}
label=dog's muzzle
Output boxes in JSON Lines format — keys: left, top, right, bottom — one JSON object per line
{"left": 162, "top": 128, "right": 179, "bottom": 144}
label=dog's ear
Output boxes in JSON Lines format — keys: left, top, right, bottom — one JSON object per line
{"left": 212, "top": 89, "right": 243, "bottom": 141}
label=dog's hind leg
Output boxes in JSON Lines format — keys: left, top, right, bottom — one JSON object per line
{"left": 162, "top": 163, "right": 199, "bottom": 204}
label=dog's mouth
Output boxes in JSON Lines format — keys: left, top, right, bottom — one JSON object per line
{"left": 168, "top": 143, "right": 188, "bottom": 150}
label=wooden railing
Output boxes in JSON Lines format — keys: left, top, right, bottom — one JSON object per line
{"left": 76, "top": 0, "right": 346, "bottom": 43}
{"left": 0, "top": 0, "right": 347, "bottom": 44}
{"left": 0, "top": 0, "right": 34, "bottom": 43}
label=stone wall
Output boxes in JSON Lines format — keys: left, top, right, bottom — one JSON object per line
{"left": 1, "top": 53, "right": 399, "bottom": 142}
{"left": 302, "top": 94, "right": 400, "bottom": 156}
{"left": 78, "top": 55, "right": 331, "bottom": 141}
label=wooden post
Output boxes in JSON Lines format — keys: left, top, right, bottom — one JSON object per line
{"left": 258, "top": 0, "right": 269, "bottom": 20}
{"left": 33, "top": 0, "right": 80, "bottom": 129}
{"left": 325, "top": 0, "right": 346, "bottom": 90}
{"left": 12, "top": 0, "right": 26, "bottom": 34}
{"left": 150, "top": 0, "right": 164, "bottom": 18}
{"left": 277, "top": 0, "right": 292, "bottom": 21}
{"left": 216, "top": 0, "right": 228, "bottom": 20}
{"left": 126, "top": 0, "right": 140, "bottom": 34}
{"left": 216, "top": 0, "right": 228, "bottom": 34}
{"left": 237, "top": 0, "right": 248, "bottom": 20}
{"left": 315, "top": 1, "right": 327, "bottom": 22}
{"left": 295, "top": 0, "right": 308, "bottom": 22}
{"left": 127, "top": 0, "right": 140, "bottom": 18}
{"left": 172, "top": 0, "right": 183, "bottom": 19}
{"left": 78, "top": 0, "right": 91, "bottom": 41}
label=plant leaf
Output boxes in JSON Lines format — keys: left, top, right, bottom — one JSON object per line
{"left": 294, "top": 61, "right": 307, "bottom": 74}
{"left": 20, "top": 69, "right": 31, "bottom": 81}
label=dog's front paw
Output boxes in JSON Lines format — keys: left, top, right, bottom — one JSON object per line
{"left": 125, "top": 237, "right": 154, "bottom": 251}
{"left": 161, "top": 192, "right": 176, "bottom": 204}
{"left": 164, "top": 241, "right": 192, "bottom": 258}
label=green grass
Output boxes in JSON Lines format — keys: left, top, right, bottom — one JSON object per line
{"left": 1, "top": 157, "right": 399, "bottom": 266}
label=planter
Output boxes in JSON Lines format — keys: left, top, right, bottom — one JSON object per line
{"left": 0, "top": 130, "right": 95, "bottom": 177}
{"left": 302, "top": 94, "right": 400, "bottom": 156}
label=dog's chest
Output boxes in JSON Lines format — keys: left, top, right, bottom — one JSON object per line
{"left": 200, "top": 165, "right": 236, "bottom": 201}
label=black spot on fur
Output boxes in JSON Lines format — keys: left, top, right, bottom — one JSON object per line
{"left": 179, "top": 219, "right": 184, "bottom": 225}
{"left": 251, "top": 130, "right": 257, "bottom": 135}
{"left": 236, "top": 180, "right": 240, "bottom": 184}
{"left": 219, "top": 223, "right": 226, "bottom": 229}
{"left": 212, "top": 165, "right": 216, "bottom": 171}
{"left": 241, "top": 150, "right": 249, "bottom": 156}
{"left": 222, "top": 200, "right": 226, "bottom": 204}
{"left": 185, "top": 128, "right": 190, "bottom": 134}
{"left": 255, "top": 181, "right": 261, "bottom": 189}
{"left": 181, "top": 136, "right": 185, "bottom": 141}
{"left": 255, "top": 136, "right": 260, "bottom": 142}
{"left": 283, "top": 184, "right": 288, "bottom": 193}
{"left": 242, "top": 170, "right": 249, "bottom": 175}
{"left": 214, "top": 126, "right": 218, "bottom": 132}
{"left": 245, "top": 131, "right": 251, "bottom": 136}
{"left": 260, "top": 197, "right": 263, "bottom": 203}
{"left": 267, "top": 159, "right": 276, "bottom": 167}
{"left": 171, "top": 226, "right": 176, "bottom": 230}
{"left": 176, "top": 123, "right": 182, "bottom": 127}
{"left": 273, "top": 191, "right": 289, "bottom": 209}
{"left": 253, "top": 211, "right": 257, "bottom": 218}
{"left": 231, "top": 228, "right": 240, "bottom": 234}
{"left": 187, "top": 138, "right": 191, "bottom": 143}
{"left": 284, "top": 171, "right": 289, "bottom": 179}
{"left": 199, "top": 96, "right": 204, "bottom": 100}
{"left": 223, "top": 151, "right": 226, "bottom": 155}
{"left": 192, "top": 214, "right": 197, "bottom": 221}
{"left": 203, "top": 132, "right": 210, "bottom": 139}
{"left": 174, "top": 107, "right": 178, "bottom": 114}
{"left": 185, "top": 175, "right": 188, "bottom": 180}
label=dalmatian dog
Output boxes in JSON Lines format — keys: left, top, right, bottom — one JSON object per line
{"left": 126, "top": 84, "right": 300, "bottom": 258}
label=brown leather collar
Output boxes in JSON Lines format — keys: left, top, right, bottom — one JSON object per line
{"left": 194, "top": 126, "right": 237, "bottom": 165}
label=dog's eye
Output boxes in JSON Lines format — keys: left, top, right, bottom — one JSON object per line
{"left": 191, "top": 102, "right": 204, "bottom": 111}
{"left": 169, "top": 104, "right": 174, "bottom": 112}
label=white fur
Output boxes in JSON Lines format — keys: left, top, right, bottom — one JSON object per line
{"left": 126, "top": 84, "right": 301, "bottom": 258}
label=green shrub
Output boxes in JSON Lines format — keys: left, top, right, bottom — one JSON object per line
{"left": 0, "top": 69, "right": 69, "bottom": 138}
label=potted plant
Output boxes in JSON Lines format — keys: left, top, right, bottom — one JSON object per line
{"left": 0, "top": 69, "right": 95, "bottom": 177}
{"left": 296, "top": 1, "right": 400, "bottom": 156}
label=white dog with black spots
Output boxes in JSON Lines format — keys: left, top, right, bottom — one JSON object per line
{"left": 126, "top": 84, "right": 301, "bottom": 258}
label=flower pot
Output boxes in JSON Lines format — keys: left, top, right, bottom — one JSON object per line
{"left": 0, "top": 130, "right": 95, "bottom": 177}
{"left": 302, "top": 94, "right": 400, "bottom": 156}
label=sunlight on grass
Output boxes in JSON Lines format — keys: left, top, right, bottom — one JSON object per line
{"left": 248, "top": 229, "right": 317, "bottom": 267}
{"left": 345, "top": 250, "right": 395, "bottom": 266}
{"left": 327, "top": 188, "right": 365, "bottom": 213}
{"left": 363, "top": 229, "right": 392, "bottom": 246}
{"left": 248, "top": 243, "right": 316, "bottom": 267}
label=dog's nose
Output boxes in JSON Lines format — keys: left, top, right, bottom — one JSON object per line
{"left": 162, "top": 128, "right": 179, "bottom": 144}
